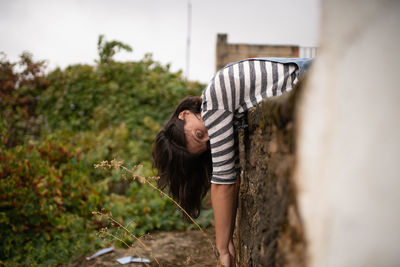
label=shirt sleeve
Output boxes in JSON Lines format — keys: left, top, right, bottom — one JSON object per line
{"left": 202, "top": 109, "right": 237, "bottom": 184}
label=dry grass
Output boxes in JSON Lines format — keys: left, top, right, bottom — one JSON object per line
{"left": 94, "top": 159, "right": 223, "bottom": 266}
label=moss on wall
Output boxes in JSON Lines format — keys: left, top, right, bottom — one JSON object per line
{"left": 235, "top": 81, "right": 306, "bottom": 267}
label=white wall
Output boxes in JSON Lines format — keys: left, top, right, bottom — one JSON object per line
{"left": 295, "top": 1, "right": 400, "bottom": 266}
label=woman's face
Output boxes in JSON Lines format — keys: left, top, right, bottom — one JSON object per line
{"left": 178, "top": 110, "right": 210, "bottom": 155}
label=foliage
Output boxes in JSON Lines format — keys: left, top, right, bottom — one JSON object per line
{"left": 97, "top": 182, "right": 213, "bottom": 241}
{"left": 0, "top": 136, "right": 104, "bottom": 265}
{"left": 39, "top": 53, "right": 203, "bottom": 164}
{"left": 0, "top": 36, "right": 213, "bottom": 266}
{"left": 0, "top": 52, "right": 49, "bottom": 148}
{"left": 93, "top": 162, "right": 214, "bottom": 246}
{"left": 97, "top": 34, "right": 132, "bottom": 64}
{"left": 0, "top": 136, "right": 213, "bottom": 265}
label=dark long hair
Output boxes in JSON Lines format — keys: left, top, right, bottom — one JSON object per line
{"left": 152, "top": 96, "right": 212, "bottom": 218}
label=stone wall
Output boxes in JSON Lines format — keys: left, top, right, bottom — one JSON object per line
{"left": 235, "top": 81, "right": 306, "bottom": 267}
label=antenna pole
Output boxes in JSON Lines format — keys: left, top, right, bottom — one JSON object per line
{"left": 186, "top": 0, "right": 192, "bottom": 80}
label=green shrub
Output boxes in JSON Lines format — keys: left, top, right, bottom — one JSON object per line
{"left": 39, "top": 53, "right": 203, "bottom": 164}
{"left": 0, "top": 135, "right": 105, "bottom": 265}
{"left": 0, "top": 52, "right": 49, "bottom": 148}
{"left": 0, "top": 36, "right": 213, "bottom": 265}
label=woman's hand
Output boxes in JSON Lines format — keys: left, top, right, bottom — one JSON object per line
{"left": 219, "top": 250, "right": 232, "bottom": 267}
{"left": 218, "top": 239, "right": 235, "bottom": 267}
{"left": 228, "top": 239, "right": 235, "bottom": 265}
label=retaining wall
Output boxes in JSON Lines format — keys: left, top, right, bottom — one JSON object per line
{"left": 235, "top": 82, "right": 306, "bottom": 267}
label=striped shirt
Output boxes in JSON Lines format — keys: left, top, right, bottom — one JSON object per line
{"left": 201, "top": 58, "right": 310, "bottom": 184}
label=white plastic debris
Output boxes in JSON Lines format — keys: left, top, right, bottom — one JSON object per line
{"left": 86, "top": 247, "right": 114, "bottom": 260}
{"left": 117, "top": 256, "right": 151, "bottom": 264}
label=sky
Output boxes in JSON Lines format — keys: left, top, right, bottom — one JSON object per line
{"left": 0, "top": 0, "right": 321, "bottom": 83}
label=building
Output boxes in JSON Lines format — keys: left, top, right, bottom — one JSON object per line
{"left": 215, "top": 33, "right": 316, "bottom": 71}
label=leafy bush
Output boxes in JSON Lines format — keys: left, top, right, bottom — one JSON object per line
{"left": 39, "top": 53, "right": 203, "bottom": 165}
{"left": 0, "top": 135, "right": 104, "bottom": 265}
{"left": 96, "top": 177, "right": 213, "bottom": 241}
{"left": 0, "top": 36, "right": 213, "bottom": 265}
{"left": 0, "top": 52, "right": 49, "bottom": 148}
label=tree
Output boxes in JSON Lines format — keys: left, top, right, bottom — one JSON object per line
{"left": 97, "top": 34, "right": 133, "bottom": 64}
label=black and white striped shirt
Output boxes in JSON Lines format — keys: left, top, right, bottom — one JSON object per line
{"left": 201, "top": 58, "right": 308, "bottom": 184}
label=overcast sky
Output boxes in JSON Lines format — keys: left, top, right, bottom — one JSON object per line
{"left": 0, "top": 0, "right": 321, "bottom": 83}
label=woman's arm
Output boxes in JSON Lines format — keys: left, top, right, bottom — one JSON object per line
{"left": 212, "top": 181, "right": 239, "bottom": 267}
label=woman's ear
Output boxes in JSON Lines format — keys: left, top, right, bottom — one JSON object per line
{"left": 178, "top": 110, "right": 189, "bottom": 120}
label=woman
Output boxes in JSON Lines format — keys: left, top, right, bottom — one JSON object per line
{"left": 153, "top": 58, "right": 312, "bottom": 267}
